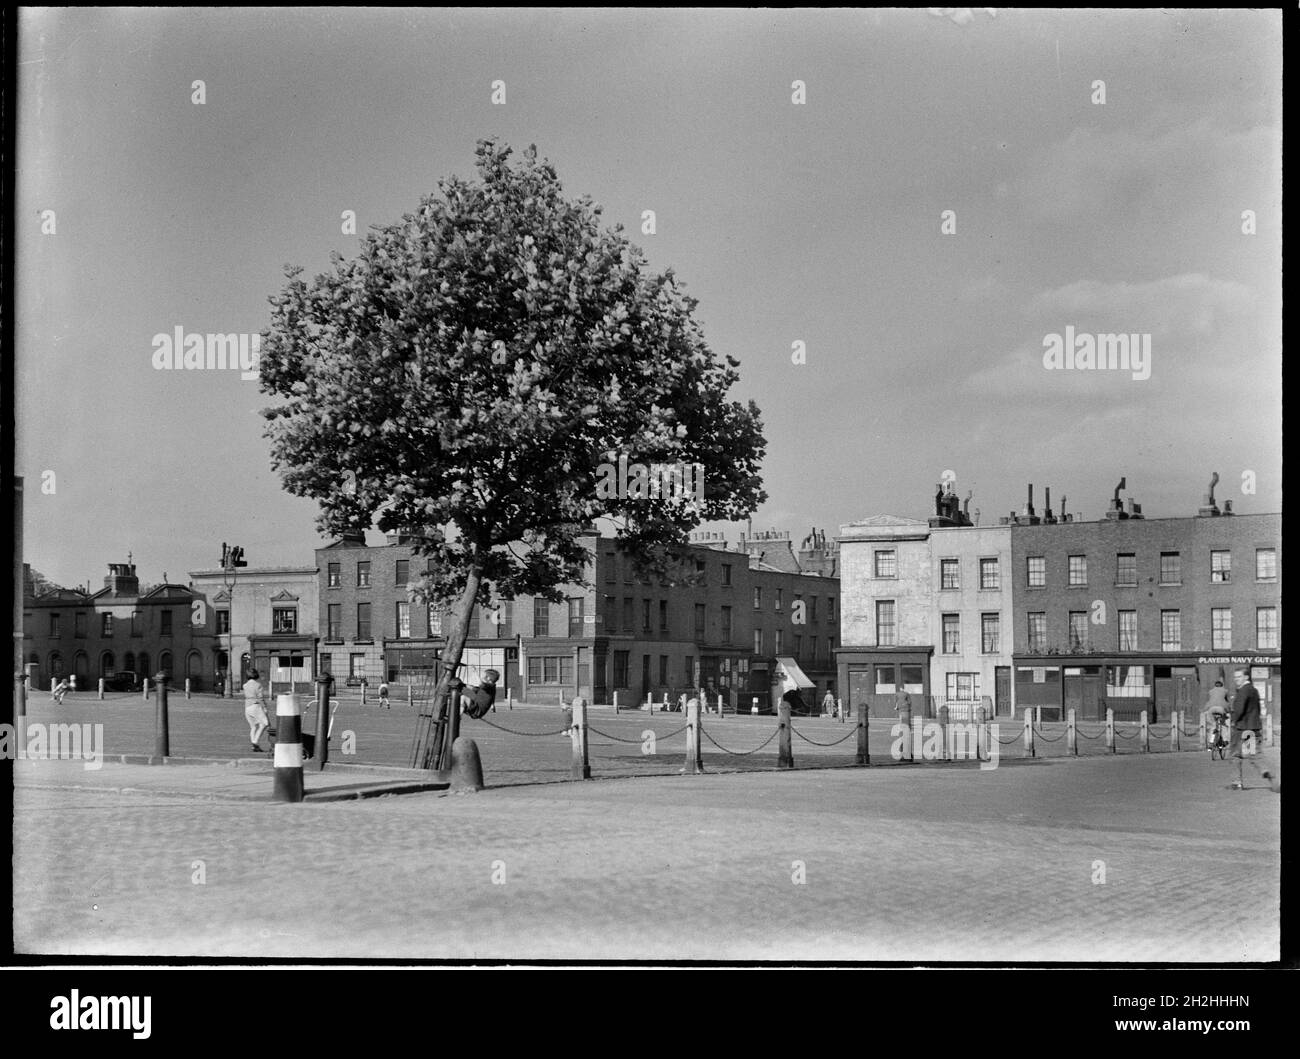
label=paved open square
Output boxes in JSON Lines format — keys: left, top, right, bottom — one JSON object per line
{"left": 13, "top": 738, "right": 1279, "bottom": 962}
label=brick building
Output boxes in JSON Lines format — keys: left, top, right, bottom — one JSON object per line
{"left": 21, "top": 560, "right": 208, "bottom": 691}
{"left": 314, "top": 528, "right": 840, "bottom": 710}
{"left": 1009, "top": 479, "right": 1281, "bottom": 721}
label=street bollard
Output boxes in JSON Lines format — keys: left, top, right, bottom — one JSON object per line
{"left": 142, "top": 677, "right": 150, "bottom": 701}
{"left": 716, "top": 692, "right": 724, "bottom": 716}
{"left": 897, "top": 697, "right": 914, "bottom": 763}
{"left": 1139, "top": 709, "right": 1149, "bottom": 753}
{"left": 977, "top": 706, "right": 989, "bottom": 762}
{"left": 938, "top": 705, "right": 950, "bottom": 761}
{"left": 645, "top": 692, "right": 652, "bottom": 711}
{"left": 570, "top": 696, "right": 591, "bottom": 780}
{"left": 98, "top": 677, "right": 105, "bottom": 700}
{"left": 408, "top": 683, "right": 413, "bottom": 708}
{"left": 1199, "top": 710, "right": 1207, "bottom": 751}
{"left": 778, "top": 700, "right": 793, "bottom": 769}
{"left": 314, "top": 672, "right": 333, "bottom": 772}
{"left": 360, "top": 682, "right": 367, "bottom": 707}
{"left": 1067, "top": 708, "right": 1077, "bottom": 755}
{"left": 154, "top": 673, "right": 170, "bottom": 759}
{"left": 185, "top": 677, "right": 192, "bottom": 700}
{"left": 449, "top": 736, "right": 485, "bottom": 792}
{"left": 1023, "top": 708, "right": 1034, "bottom": 758}
{"left": 1106, "top": 708, "right": 1115, "bottom": 754}
{"left": 272, "top": 693, "right": 304, "bottom": 802}
{"left": 1170, "top": 710, "right": 1180, "bottom": 752}
{"left": 611, "top": 690, "right": 617, "bottom": 713}
{"left": 856, "top": 709, "right": 870, "bottom": 766}
{"left": 751, "top": 696, "right": 759, "bottom": 715}
{"left": 662, "top": 692, "right": 669, "bottom": 713}
{"left": 14, "top": 672, "right": 27, "bottom": 760}
{"left": 684, "top": 697, "right": 703, "bottom": 774}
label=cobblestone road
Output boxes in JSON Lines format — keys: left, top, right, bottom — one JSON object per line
{"left": 13, "top": 744, "right": 1279, "bottom": 962}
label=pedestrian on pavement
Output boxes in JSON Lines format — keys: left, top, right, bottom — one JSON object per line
{"left": 822, "top": 690, "right": 835, "bottom": 717}
{"left": 51, "top": 677, "right": 70, "bottom": 705}
{"left": 69, "top": 674, "right": 77, "bottom": 695}
{"left": 1228, "top": 668, "right": 1264, "bottom": 788}
{"left": 378, "top": 680, "right": 391, "bottom": 709}
{"left": 242, "top": 668, "right": 270, "bottom": 752}
{"left": 894, "top": 687, "right": 913, "bottom": 720}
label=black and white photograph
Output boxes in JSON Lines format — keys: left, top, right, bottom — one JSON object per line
{"left": 6, "top": 6, "right": 1284, "bottom": 988}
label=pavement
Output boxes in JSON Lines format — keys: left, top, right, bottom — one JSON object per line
{"left": 11, "top": 729, "right": 1281, "bottom": 962}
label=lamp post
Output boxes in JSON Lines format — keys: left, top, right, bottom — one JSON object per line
{"left": 220, "top": 542, "right": 247, "bottom": 697}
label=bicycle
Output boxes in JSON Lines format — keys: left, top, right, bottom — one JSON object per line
{"left": 1207, "top": 713, "right": 1229, "bottom": 760}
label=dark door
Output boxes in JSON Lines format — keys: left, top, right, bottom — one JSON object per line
{"left": 849, "top": 669, "right": 872, "bottom": 717}
{"left": 995, "top": 667, "right": 1010, "bottom": 716}
{"left": 1063, "top": 673, "right": 1083, "bottom": 718}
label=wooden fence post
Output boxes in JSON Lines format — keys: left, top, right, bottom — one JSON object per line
{"left": 1106, "top": 708, "right": 1115, "bottom": 753}
{"left": 684, "top": 696, "right": 703, "bottom": 774}
{"left": 570, "top": 696, "right": 591, "bottom": 780}
{"left": 1139, "top": 709, "right": 1149, "bottom": 753}
{"left": 1023, "top": 708, "right": 1034, "bottom": 757}
{"left": 1067, "top": 708, "right": 1077, "bottom": 755}
{"left": 778, "top": 700, "right": 793, "bottom": 769}
{"left": 1170, "top": 710, "right": 1180, "bottom": 752}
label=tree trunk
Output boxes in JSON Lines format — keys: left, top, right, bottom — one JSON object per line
{"left": 417, "top": 566, "right": 483, "bottom": 771}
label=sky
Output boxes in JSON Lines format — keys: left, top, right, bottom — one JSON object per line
{"left": 16, "top": 8, "right": 1282, "bottom": 592}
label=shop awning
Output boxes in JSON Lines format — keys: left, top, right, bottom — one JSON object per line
{"left": 773, "top": 656, "right": 815, "bottom": 691}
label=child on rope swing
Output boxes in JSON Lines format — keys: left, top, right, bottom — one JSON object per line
{"left": 453, "top": 668, "right": 500, "bottom": 720}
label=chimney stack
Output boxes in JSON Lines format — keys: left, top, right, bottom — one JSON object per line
{"left": 1022, "top": 484, "right": 1041, "bottom": 525}
{"left": 1044, "top": 486, "right": 1057, "bottom": 525}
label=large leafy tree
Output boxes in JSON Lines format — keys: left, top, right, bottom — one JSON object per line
{"left": 259, "top": 140, "right": 766, "bottom": 764}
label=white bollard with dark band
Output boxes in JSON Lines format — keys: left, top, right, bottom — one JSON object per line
{"left": 272, "top": 693, "right": 305, "bottom": 802}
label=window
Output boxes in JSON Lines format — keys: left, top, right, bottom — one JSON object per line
{"left": 74, "top": 612, "right": 87, "bottom": 638}
{"left": 722, "top": 564, "right": 732, "bottom": 586}
{"left": 604, "top": 553, "right": 616, "bottom": 583}
{"left": 874, "top": 550, "right": 897, "bottom": 578}
{"left": 527, "top": 655, "right": 575, "bottom": 685}
{"left": 945, "top": 672, "right": 977, "bottom": 701}
{"left": 102, "top": 613, "right": 115, "bottom": 636}
{"left": 754, "top": 586, "right": 762, "bottom": 610}
{"left": 1116, "top": 553, "right": 1137, "bottom": 586}
{"left": 131, "top": 611, "right": 143, "bottom": 637}
{"left": 981, "top": 613, "right": 1000, "bottom": 654}
{"left": 327, "top": 563, "right": 340, "bottom": 588}
{"left": 327, "top": 604, "right": 342, "bottom": 640}
{"left": 809, "top": 597, "right": 818, "bottom": 620}
{"left": 1257, "top": 607, "right": 1278, "bottom": 650}
{"left": 622, "top": 597, "right": 633, "bottom": 632}
{"left": 793, "top": 635, "right": 802, "bottom": 658}
{"left": 49, "top": 613, "right": 61, "bottom": 637}
{"left": 427, "top": 603, "right": 442, "bottom": 637}
{"left": 1118, "top": 610, "right": 1137, "bottom": 651}
{"left": 1160, "top": 610, "right": 1180, "bottom": 651}
{"left": 809, "top": 635, "right": 818, "bottom": 659}
{"left": 659, "top": 655, "right": 668, "bottom": 685}
{"left": 774, "top": 588, "right": 783, "bottom": 610}
{"left": 356, "top": 603, "right": 372, "bottom": 640}
{"left": 754, "top": 629, "right": 763, "bottom": 654}
{"left": 603, "top": 595, "right": 616, "bottom": 634}
{"left": 979, "top": 558, "right": 999, "bottom": 590}
{"left": 1208, "top": 550, "right": 1231, "bottom": 583}
{"left": 533, "top": 599, "right": 550, "bottom": 638}
{"left": 1159, "top": 552, "right": 1180, "bottom": 584}
{"left": 1068, "top": 555, "right": 1087, "bottom": 586}
{"left": 1256, "top": 548, "right": 1277, "bottom": 582}
{"left": 1068, "top": 611, "right": 1088, "bottom": 650}
{"left": 215, "top": 610, "right": 229, "bottom": 635}
{"left": 395, "top": 602, "right": 411, "bottom": 639}
{"left": 684, "top": 656, "right": 695, "bottom": 686}
{"left": 623, "top": 559, "right": 632, "bottom": 585}
{"left": 1027, "top": 612, "right": 1046, "bottom": 652}
{"left": 612, "top": 651, "right": 630, "bottom": 688}
{"left": 1211, "top": 608, "right": 1232, "bottom": 650}
{"left": 349, "top": 654, "right": 366, "bottom": 681}
{"left": 876, "top": 601, "right": 896, "bottom": 647}
{"left": 1026, "top": 557, "right": 1045, "bottom": 587}
{"left": 395, "top": 559, "right": 409, "bottom": 586}
{"left": 942, "top": 613, "right": 959, "bottom": 653}
{"left": 720, "top": 606, "right": 733, "bottom": 643}
{"left": 357, "top": 561, "right": 371, "bottom": 587}
{"left": 569, "top": 598, "right": 585, "bottom": 638}
{"left": 272, "top": 606, "right": 297, "bottom": 634}
{"left": 774, "top": 629, "right": 784, "bottom": 654}
{"left": 160, "top": 610, "right": 173, "bottom": 635}
{"left": 694, "top": 560, "right": 707, "bottom": 585}
{"left": 659, "top": 600, "right": 668, "bottom": 632}
{"left": 827, "top": 597, "right": 836, "bottom": 622}
{"left": 319, "top": 653, "right": 332, "bottom": 676}
{"left": 694, "top": 603, "right": 706, "bottom": 638}
{"left": 940, "top": 559, "right": 959, "bottom": 590}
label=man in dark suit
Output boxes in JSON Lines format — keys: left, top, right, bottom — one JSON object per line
{"left": 1228, "top": 668, "right": 1263, "bottom": 789}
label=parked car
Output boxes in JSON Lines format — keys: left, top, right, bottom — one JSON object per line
{"left": 104, "top": 671, "right": 138, "bottom": 692}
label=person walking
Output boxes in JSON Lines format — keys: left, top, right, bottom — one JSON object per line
{"left": 51, "top": 677, "right": 70, "bottom": 705}
{"left": 1228, "top": 669, "right": 1263, "bottom": 789}
{"left": 242, "top": 667, "right": 270, "bottom": 752}
{"left": 822, "top": 690, "right": 836, "bottom": 718}
{"left": 378, "top": 680, "right": 391, "bottom": 709}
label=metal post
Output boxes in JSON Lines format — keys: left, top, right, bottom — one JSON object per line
{"left": 938, "top": 704, "right": 950, "bottom": 761}
{"left": 185, "top": 677, "right": 192, "bottom": 700}
{"left": 1199, "top": 711, "right": 1207, "bottom": 751}
{"left": 1170, "top": 710, "right": 1180, "bottom": 752}
{"left": 141, "top": 676, "right": 149, "bottom": 701}
{"left": 1105, "top": 708, "right": 1115, "bottom": 753}
{"left": 778, "top": 700, "right": 793, "bottom": 769}
{"left": 570, "top": 696, "right": 591, "bottom": 780}
{"left": 314, "top": 672, "right": 332, "bottom": 772}
{"left": 856, "top": 709, "right": 869, "bottom": 765}
{"left": 1023, "top": 707, "right": 1034, "bottom": 757}
{"left": 685, "top": 696, "right": 703, "bottom": 774}
{"left": 977, "top": 705, "right": 989, "bottom": 762}
{"left": 1139, "top": 709, "right": 1149, "bottom": 753}
{"left": 272, "top": 693, "right": 304, "bottom": 802}
{"left": 899, "top": 697, "right": 914, "bottom": 762}
{"left": 154, "top": 672, "right": 170, "bottom": 759}
{"left": 1067, "top": 708, "right": 1077, "bottom": 755}
{"left": 98, "top": 677, "right": 104, "bottom": 700}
